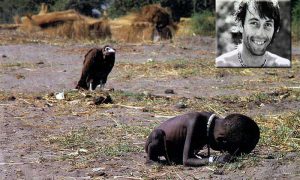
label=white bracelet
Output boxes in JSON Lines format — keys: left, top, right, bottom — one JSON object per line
{"left": 208, "top": 156, "right": 214, "bottom": 163}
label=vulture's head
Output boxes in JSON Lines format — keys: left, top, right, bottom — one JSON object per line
{"left": 102, "top": 45, "right": 116, "bottom": 59}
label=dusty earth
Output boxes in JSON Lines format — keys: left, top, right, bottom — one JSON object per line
{"left": 0, "top": 29, "right": 300, "bottom": 179}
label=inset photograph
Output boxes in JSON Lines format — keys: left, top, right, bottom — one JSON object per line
{"left": 216, "top": 0, "right": 291, "bottom": 67}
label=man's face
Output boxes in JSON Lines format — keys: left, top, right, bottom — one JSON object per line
{"left": 242, "top": 3, "right": 275, "bottom": 56}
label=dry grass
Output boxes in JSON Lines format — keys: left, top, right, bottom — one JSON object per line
{"left": 1, "top": 61, "right": 299, "bottom": 178}
{"left": 17, "top": 8, "right": 112, "bottom": 40}
{"left": 257, "top": 111, "right": 300, "bottom": 152}
{"left": 176, "top": 18, "right": 193, "bottom": 37}
{"left": 110, "top": 14, "right": 135, "bottom": 42}
{"left": 110, "top": 4, "right": 177, "bottom": 42}
{"left": 115, "top": 59, "right": 234, "bottom": 80}
{"left": 0, "top": 28, "right": 299, "bottom": 177}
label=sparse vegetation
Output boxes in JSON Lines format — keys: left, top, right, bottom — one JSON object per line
{"left": 191, "top": 10, "right": 215, "bottom": 36}
{"left": 0, "top": 6, "right": 299, "bottom": 177}
{"left": 257, "top": 111, "right": 300, "bottom": 151}
{"left": 292, "top": 0, "right": 300, "bottom": 41}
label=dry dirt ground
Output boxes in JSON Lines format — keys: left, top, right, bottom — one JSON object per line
{"left": 0, "top": 29, "right": 300, "bottom": 179}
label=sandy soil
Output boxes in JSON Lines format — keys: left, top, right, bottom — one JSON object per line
{"left": 0, "top": 29, "right": 299, "bottom": 179}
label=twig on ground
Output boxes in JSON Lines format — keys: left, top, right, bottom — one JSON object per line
{"left": 115, "top": 104, "right": 145, "bottom": 110}
{"left": 113, "top": 176, "right": 142, "bottom": 180}
{"left": 154, "top": 115, "right": 175, "bottom": 119}
{"left": 176, "top": 173, "right": 183, "bottom": 180}
{"left": 19, "top": 98, "right": 31, "bottom": 105}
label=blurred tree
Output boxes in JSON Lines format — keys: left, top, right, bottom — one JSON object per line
{"left": 0, "top": 0, "right": 55, "bottom": 23}
{"left": 106, "top": 0, "right": 214, "bottom": 21}
{"left": 107, "top": 0, "right": 161, "bottom": 18}
{"left": 160, "top": 0, "right": 214, "bottom": 21}
{"left": 51, "top": 0, "right": 70, "bottom": 11}
{"left": 292, "top": 0, "right": 300, "bottom": 8}
{"left": 292, "top": 0, "right": 300, "bottom": 40}
{"left": 64, "top": 0, "right": 106, "bottom": 17}
{"left": 0, "top": 0, "right": 216, "bottom": 23}
{"left": 160, "top": 0, "right": 193, "bottom": 21}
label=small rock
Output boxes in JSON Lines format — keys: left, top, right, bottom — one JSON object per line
{"left": 78, "top": 148, "right": 88, "bottom": 154}
{"left": 259, "top": 103, "right": 265, "bottom": 107}
{"left": 85, "top": 94, "right": 92, "bottom": 98}
{"left": 147, "top": 58, "right": 154, "bottom": 63}
{"left": 217, "top": 73, "right": 225, "bottom": 78}
{"left": 88, "top": 170, "right": 107, "bottom": 177}
{"left": 280, "top": 93, "right": 290, "bottom": 99}
{"left": 55, "top": 92, "right": 65, "bottom": 100}
{"left": 68, "top": 151, "right": 79, "bottom": 156}
{"left": 142, "top": 107, "right": 152, "bottom": 112}
{"left": 45, "top": 103, "right": 53, "bottom": 107}
{"left": 36, "top": 61, "right": 44, "bottom": 65}
{"left": 93, "top": 95, "right": 113, "bottom": 105}
{"left": 175, "top": 102, "right": 187, "bottom": 109}
{"left": 87, "top": 101, "right": 94, "bottom": 105}
{"left": 2, "top": 54, "right": 7, "bottom": 58}
{"left": 213, "top": 170, "right": 224, "bottom": 175}
{"left": 16, "top": 74, "right": 25, "bottom": 79}
{"left": 265, "top": 154, "right": 275, "bottom": 159}
{"left": 194, "top": 96, "right": 204, "bottom": 100}
{"left": 288, "top": 74, "right": 295, "bottom": 79}
{"left": 92, "top": 167, "right": 105, "bottom": 172}
{"left": 7, "top": 96, "right": 16, "bottom": 101}
{"left": 265, "top": 72, "right": 277, "bottom": 75}
{"left": 180, "top": 46, "right": 188, "bottom": 50}
{"left": 165, "top": 89, "right": 175, "bottom": 94}
{"left": 69, "top": 100, "right": 80, "bottom": 105}
{"left": 143, "top": 91, "right": 151, "bottom": 97}
{"left": 108, "top": 88, "right": 115, "bottom": 92}
{"left": 35, "top": 96, "right": 42, "bottom": 100}
{"left": 285, "top": 152, "right": 298, "bottom": 159}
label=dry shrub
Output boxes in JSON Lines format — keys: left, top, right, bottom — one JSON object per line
{"left": 18, "top": 4, "right": 112, "bottom": 40}
{"left": 38, "top": 3, "right": 48, "bottom": 15}
{"left": 127, "top": 22, "right": 154, "bottom": 43}
{"left": 89, "top": 19, "right": 111, "bottom": 39}
{"left": 46, "top": 18, "right": 111, "bottom": 39}
{"left": 110, "top": 14, "right": 136, "bottom": 42}
{"left": 176, "top": 18, "right": 193, "bottom": 37}
{"left": 13, "top": 15, "right": 21, "bottom": 24}
{"left": 134, "top": 4, "right": 171, "bottom": 25}
{"left": 19, "top": 16, "right": 41, "bottom": 32}
{"left": 128, "top": 4, "right": 177, "bottom": 42}
{"left": 72, "top": 20, "right": 90, "bottom": 39}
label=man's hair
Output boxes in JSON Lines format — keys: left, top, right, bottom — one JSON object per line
{"left": 223, "top": 114, "right": 260, "bottom": 155}
{"left": 235, "top": 0, "right": 280, "bottom": 36}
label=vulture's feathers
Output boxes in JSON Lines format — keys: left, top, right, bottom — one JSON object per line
{"left": 76, "top": 45, "right": 115, "bottom": 90}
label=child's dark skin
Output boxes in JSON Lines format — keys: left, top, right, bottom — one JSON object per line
{"left": 145, "top": 112, "right": 236, "bottom": 166}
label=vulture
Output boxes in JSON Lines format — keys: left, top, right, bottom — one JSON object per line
{"left": 76, "top": 45, "right": 116, "bottom": 90}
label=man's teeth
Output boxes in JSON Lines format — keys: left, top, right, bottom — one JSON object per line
{"left": 254, "top": 40, "right": 264, "bottom": 45}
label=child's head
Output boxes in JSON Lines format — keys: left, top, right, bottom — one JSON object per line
{"left": 220, "top": 114, "right": 260, "bottom": 155}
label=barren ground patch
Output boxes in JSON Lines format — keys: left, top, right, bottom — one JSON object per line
{"left": 0, "top": 30, "right": 299, "bottom": 179}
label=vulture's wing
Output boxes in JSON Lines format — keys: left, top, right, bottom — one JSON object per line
{"left": 77, "top": 48, "right": 102, "bottom": 89}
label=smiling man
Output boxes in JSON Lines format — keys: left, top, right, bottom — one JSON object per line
{"left": 216, "top": 0, "right": 290, "bottom": 67}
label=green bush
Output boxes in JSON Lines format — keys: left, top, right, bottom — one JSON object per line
{"left": 292, "top": 1, "right": 300, "bottom": 41}
{"left": 191, "top": 10, "right": 215, "bottom": 36}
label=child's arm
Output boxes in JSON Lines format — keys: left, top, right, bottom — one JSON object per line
{"left": 182, "top": 120, "right": 209, "bottom": 166}
{"left": 183, "top": 153, "right": 234, "bottom": 166}
{"left": 182, "top": 119, "right": 234, "bottom": 166}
